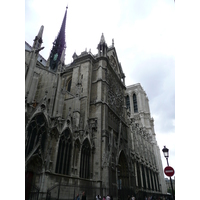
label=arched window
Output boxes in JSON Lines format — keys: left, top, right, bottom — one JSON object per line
{"left": 66, "top": 78, "right": 72, "bottom": 92}
{"left": 80, "top": 139, "right": 91, "bottom": 179}
{"left": 126, "top": 95, "right": 130, "bottom": 111}
{"left": 25, "top": 114, "right": 47, "bottom": 158}
{"left": 133, "top": 93, "right": 138, "bottom": 113}
{"left": 55, "top": 129, "right": 72, "bottom": 175}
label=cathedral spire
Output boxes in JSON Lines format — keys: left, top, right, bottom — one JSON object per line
{"left": 55, "top": 6, "right": 67, "bottom": 49}
{"left": 49, "top": 7, "right": 68, "bottom": 72}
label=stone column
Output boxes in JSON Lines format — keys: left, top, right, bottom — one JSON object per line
{"left": 148, "top": 169, "right": 152, "bottom": 190}
{"left": 154, "top": 173, "right": 158, "bottom": 191}
{"left": 144, "top": 166, "right": 148, "bottom": 189}
{"left": 151, "top": 171, "right": 156, "bottom": 191}
{"left": 25, "top": 51, "right": 38, "bottom": 97}
{"left": 135, "top": 162, "right": 138, "bottom": 186}
{"left": 139, "top": 164, "right": 143, "bottom": 188}
{"left": 27, "top": 72, "right": 39, "bottom": 103}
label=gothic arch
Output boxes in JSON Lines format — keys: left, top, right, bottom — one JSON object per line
{"left": 117, "top": 150, "right": 129, "bottom": 188}
{"left": 61, "top": 120, "right": 73, "bottom": 135}
{"left": 25, "top": 111, "right": 49, "bottom": 132}
{"left": 55, "top": 128, "right": 72, "bottom": 175}
{"left": 25, "top": 113, "right": 48, "bottom": 160}
{"left": 66, "top": 77, "right": 72, "bottom": 92}
{"left": 79, "top": 138, "right": 91, "bottom": 179}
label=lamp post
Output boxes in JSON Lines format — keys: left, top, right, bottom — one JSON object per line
{"left": 162, "top": 146, "right": 175, "bottom": 200}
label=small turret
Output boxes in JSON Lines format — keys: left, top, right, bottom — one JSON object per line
{"left": 26, "top": 26, "right": 44, "bottom": 100}
{"left": 32, "top": 25, "right": 44, "bottom": 50}
{"left": 97, "top": 33, "right": 108, "bottom": 57}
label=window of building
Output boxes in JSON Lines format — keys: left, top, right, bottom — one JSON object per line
{"left": 80, "top": 139, "right": 91, "bottom": 179}
{"left": 133, "top": 93, "right": 138, "bottom": 113}
{"left": 126, "top": 95, "right": 130, "bottom": 111}
{"left": 55, "top": 129, "right": 72, "bottom": 175}
{"left": 66, "top": 78, "right": 72, "bottom": 92}
{"left": 25, "top": 114, "right": 47, "bottom": 158}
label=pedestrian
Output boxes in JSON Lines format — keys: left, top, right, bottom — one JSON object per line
{"left": 131, "top": 195, "right": 135, "bottom": 200}
{"left": 106, "top": 194, "right": 110, "bottom": 200}
{"left": 82, "top": 191, "right": 86, "bottom": 200}
{"left": 75, "top": 194, "right": 80, "bottom": 200}
{"left": 103, "top": 196, "right": 106, "bottom": 200}
{"left": 96, "top": 195, "right": 101, "bottom": 200}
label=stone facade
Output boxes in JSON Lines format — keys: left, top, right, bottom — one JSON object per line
{"left": 25, "top": 8, "right": 167, "bottom": 200}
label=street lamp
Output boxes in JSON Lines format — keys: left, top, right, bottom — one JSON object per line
{"left": 162, "top": 146, "right": 169, "bottom": 165}
{"left": 162, "top": 146, "right": 175, "bottom": 200}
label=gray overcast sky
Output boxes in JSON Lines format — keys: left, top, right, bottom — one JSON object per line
{"left": 25, "top": 0, "right": 175, "bottom": 177}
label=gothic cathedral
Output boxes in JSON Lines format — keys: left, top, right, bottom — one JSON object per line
{"left": 25, "top": 7, "right": 167, "bottom": 200}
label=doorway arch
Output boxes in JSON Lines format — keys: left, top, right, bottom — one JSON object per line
{"left": 118, "top": 151, "right": 129, "bottom": 200}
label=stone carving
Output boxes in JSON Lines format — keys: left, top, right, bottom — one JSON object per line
{"left": 45, "top": 147, "right": 52, "bottom": 171}
{"left": 50, "top": 128, "right": 59, "bottom": 141}
{"left": 76, "top": 83, "right": 82, "bottom": 97}
{"left": 86, "top": 118, "right": 97, "bottom": 145}
{"left": 102, "top": 151, "right": 111, "bottom": 167}
{"left": 73, "top": 112, "right": 80, "bottom": 131}
{"left": 109, "top": 56, "right": 117, "bottom": 72}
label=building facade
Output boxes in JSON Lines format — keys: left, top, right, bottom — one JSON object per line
{"left": 25, "top": 8, "right": 167, "bottom": 200}
{"left": 165, "top": 178, "right": 175, "bottom": 194}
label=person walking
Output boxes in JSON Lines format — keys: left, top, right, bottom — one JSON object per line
{"left": 82, "top": 191, "right": 86, "bottom": 200}
{"left": 106, "top": 194, "right": 110, "bottom": 200}
{"left": 96, "top": 195, "right": 101, "bottom": 200}
{"left": 75, "top": 194, "right": 80, "bottom": 200}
